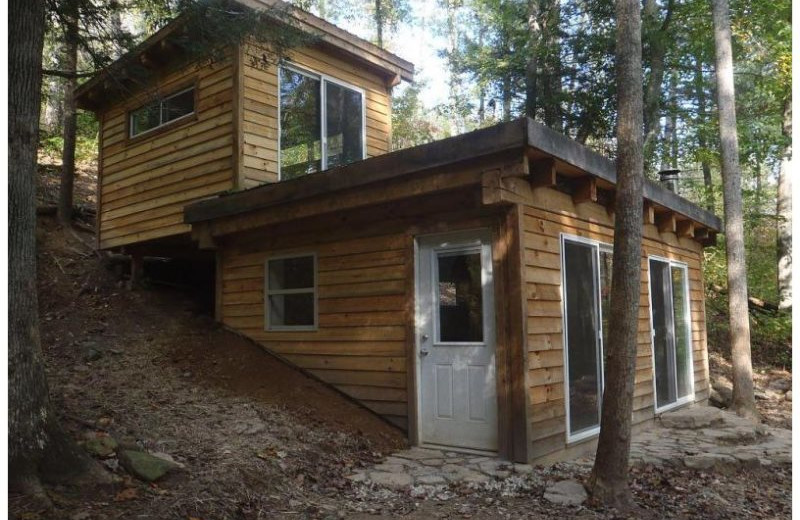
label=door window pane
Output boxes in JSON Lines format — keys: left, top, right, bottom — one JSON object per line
{"left": 325, "top": 81, "right": 363, "bottom": 168}
{"left": 437, "top": 251, "right": 483, "bottom": 342}
{"left": 671, "top": 266, "right": 692, "bottom": 398}
{"left": 650, "top": 258, "right": 693, "bottom": 408}
{"left": 563, "top": 240, "right": 602, "bottom": 435}
{"left": 280, "top": 69, "right": 322, "bottom": 179}
{"left": 650, "top": 259, "right": 676, "bottom": 407}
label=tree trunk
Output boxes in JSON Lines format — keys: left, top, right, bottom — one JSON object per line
{"left": 776, "top": 96, "right": 792, "bottom": 309}
{"left": 58, "top": 5, "right": 79, "bottom": 224}
{"left": 711, "top": 0, "right": 757, "bottom": 419}
{"left": 9, "top": 0, "right": 104, "bottom": 500}
{"left": 694, "top": 58, "right": 716, "bottom": 212}
{"left": 642, "top": 0, "right": 674, "bottom": 169}
{"left": 542, "top": 0, "right": 561, "bottom": 131}
{"left": 525, "top": 0, "right": 540, "bottom": 120}
{"left": 374, "top": 0, "right": 384, "bottom": 48}
{"left": 589, "top": 0, "right": 644, "bottom": 509}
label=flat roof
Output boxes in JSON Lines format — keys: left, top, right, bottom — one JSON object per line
{"left": 184, "top": 118, "right": 722, "bottom": 233}
{"left": 76, "top": 0, "right": 414, "bottom": 109}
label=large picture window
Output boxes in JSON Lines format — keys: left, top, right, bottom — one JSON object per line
{"left": 129, "top": 87, "right": 195, "bottom": 137}
{"left": 265, "top": 255, "right": 317, "bottom": 330}
{"left": 279, "top": 66, "right": 365, "bottom": 180}
{"left": 561, "top": 235, "right": 612, "bottom": 441}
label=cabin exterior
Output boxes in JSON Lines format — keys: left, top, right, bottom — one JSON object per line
{"left": 78, "top": 3, "right": 721, "bottom": 465}
{"left": 76, "top": 0, "right": 413, "bottom": 251}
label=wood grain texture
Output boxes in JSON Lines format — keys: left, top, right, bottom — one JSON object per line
{"left": 522, "top": 186, "right": 709, "bottom": 462}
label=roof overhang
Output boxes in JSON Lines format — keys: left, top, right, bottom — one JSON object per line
{"left": 184, "top": 118, "right": 722, "bottom": 245}
{"left": 75, "top": 0, "right": 414, "bottom": 110}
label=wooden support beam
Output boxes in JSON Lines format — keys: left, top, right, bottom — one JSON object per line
{"left": 572, "top": 177, "right": 597, "bottom": 204}
{"left": 656, "top": 212, "right": 677, "bottom": 234}
{"left": 643, "top": 202, "right": 656, "bottom": 225}
{"left": 529, "top": 158, "right": 557, "bottom": 189}
{"left": 676, "top": 220, "right": 695, "bottom": 238}
{"left": 481, "top": 169, "right": 504, "bottom": 206}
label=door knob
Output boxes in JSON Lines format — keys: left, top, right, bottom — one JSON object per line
{"left": 422, "top": 334, "right": 429, "bottom": 342}
{"left": 420, "top": 348, "right": 430, "bottom": 357}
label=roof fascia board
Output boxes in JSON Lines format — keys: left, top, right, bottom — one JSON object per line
{"left": 525, "top": 119, "right": 722, "bottom": 231}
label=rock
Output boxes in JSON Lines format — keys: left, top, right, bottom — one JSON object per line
{"left": 233, "top": 420, "right": 266, "bottom": 435}
{"left": 372, "top": 463, "right": 406, "bottom": 473}
{"left": 732, "top": 452, "right": 761, "bottom": 469}
{"left": 683, "top": 453, "right": 738, "bottom": 473}
{"left": 660, "top": 407, "right": 725, "bottom": 429}
{"left": 785, "top": 391, "right": 792, "bottom": 401}
{"left": 768, "top": 377, "right": 791, "bottom": 393}
{"left": 709, "top": 388, "right": 729, "bottom": 408}
{"left": 416, "top": 474, "right": 446, "bottom": 485}
{"left": 118, "top": 450, "right": 180, "bottom": 482}
{"left": 369, "top": 471, "right": 413, "bottom": 490}
{"left": 84, "top": 435, "right": 118, "bottom": 458}
{"left": 513, "top": 463, "right": 533, "bottom": 474}
{"left": 544, "top": 479, "right": 588, "bottom": 506}
{"left": 83, "top": 347, "right": 102, "bottom": 362}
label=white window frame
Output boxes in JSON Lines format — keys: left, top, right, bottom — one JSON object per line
{"left": 264, "top": 253, "right": 318, "bottom": 331}
{"left": 560, "top": 233, "right": 612, "bottom": 444}
{"left": 277, "top": 63, "right": 367, "bottom": 180}
{"left": 647, "top": 255, "right": 695, "bottom": 414}
{"left": 128, "top": 86, "right": 195, "bottom": 138}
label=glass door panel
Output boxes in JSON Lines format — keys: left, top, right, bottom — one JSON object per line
{"left": 563, "top": 239, "right": 602, "bottom": 436}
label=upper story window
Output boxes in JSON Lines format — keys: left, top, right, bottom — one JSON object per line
{"left": 129, "top": 87, "right": 195, "bottom": 137}
{"left": 279, "top": 66, "right": 365, "bottom": 180}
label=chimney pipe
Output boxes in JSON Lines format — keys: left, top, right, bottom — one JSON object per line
{"left": 658, "top": 168, "right": 681, "bottom": 194}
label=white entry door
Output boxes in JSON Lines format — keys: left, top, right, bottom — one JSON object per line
{"left": 416, "top": 230, "right": 497, "bottom": 451}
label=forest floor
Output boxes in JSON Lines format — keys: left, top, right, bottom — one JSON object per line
{"left": 9, "top": 165, "right": 793, "bottom": 519}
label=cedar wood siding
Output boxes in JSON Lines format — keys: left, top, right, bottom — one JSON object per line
{"left": 98, "top": 57, "right": 236, "bottom": 249}
{"left": 96, "top": 43, "right": 393, "bottom": 249}
{"left": 522, "top": 186, "right": 710, "bottom": 462}
{"left": 215, "top": 189, "right": 501, "bottom": 431}
{"left": 238, "top": 42, "right": 392, "bottom": 187}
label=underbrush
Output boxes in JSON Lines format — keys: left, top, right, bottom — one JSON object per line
{"left": 706, "top": 289, "right": 792, "bottom": 370}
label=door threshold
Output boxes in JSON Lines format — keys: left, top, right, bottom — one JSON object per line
{"left": 419, "top": 442, "right": 499, "bottom": 457}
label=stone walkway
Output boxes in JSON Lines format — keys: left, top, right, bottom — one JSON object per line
{"left": 348, "top": 406, "right": 791, "bottom": 493}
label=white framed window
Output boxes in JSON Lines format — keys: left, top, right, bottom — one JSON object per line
{"left": 264, "top": 254, "right": 317, "bottom": 330}
{"left": 278, "top": 64, "right": 366, "bottom": 180}
{"left": 647, "top": 256, "right": 694, "bottom": 413}
{"left": 129, "top": 86, "right": 195, "bottom": 137}
{"left": 560, "top": 234, "right": 613, "bottom": 443}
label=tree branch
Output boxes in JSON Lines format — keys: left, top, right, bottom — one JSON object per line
{"left": 41, "top": 68, "right": 96, "bottom": 79}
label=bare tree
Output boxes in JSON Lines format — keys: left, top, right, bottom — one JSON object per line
{"left": 9, "top": 0, "right": 107, "bottom": 503}
{"left": 776, "top": 96, "right": 792, "bottom": 309}
{"left": 711, "top": 0, "right": 757, "bottom": 418}
{"left": 588, "top": 0, "right": 644, "bottom": 508}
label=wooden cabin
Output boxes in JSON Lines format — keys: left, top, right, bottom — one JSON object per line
{"left": 78, "top": 2, "right": 722, "bottom": 465}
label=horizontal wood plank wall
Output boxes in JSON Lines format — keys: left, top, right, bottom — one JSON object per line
{"left": 98, "top": 58, "right": 236, "bottom": 249}
{"left": 522, "top": 187, "right": 709, "bottom": 462}
{"left": 240, "top": 42, "right": 392, "bottom": 188}
{"left": 216, "top": 191, "right": 490, "bottom": 430}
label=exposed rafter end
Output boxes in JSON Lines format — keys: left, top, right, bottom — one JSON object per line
{"left": 529, "top": 157, "right": 557, "bottom": 189}
{"left": 676, "top": 219, "right": 695, "bottom": 238}
{"left": 643, "top": 202, "right": 656, "bottom": 225}
{"left": 572, "top": 176, "right": 597, "bottom": 205}
{"left": 656, "top": 212, "right": 677, "bottom": 234}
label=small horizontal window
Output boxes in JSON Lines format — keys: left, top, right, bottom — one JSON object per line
{"left": 129, "top": 87, "right": 195, "bottom": 137}
{"left": 265, "top": 255, "right": 316, "bottom": 329}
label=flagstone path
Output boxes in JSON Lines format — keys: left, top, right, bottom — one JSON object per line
{"left": 348, "top": 405, "right": 791, "bottom": 492}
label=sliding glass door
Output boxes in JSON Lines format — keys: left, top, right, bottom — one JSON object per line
{"left": 649, "top": 258, "right": 694, "bottom": 411}
{"left": 561, "top": 236, "right": 612, "bottom": 441}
